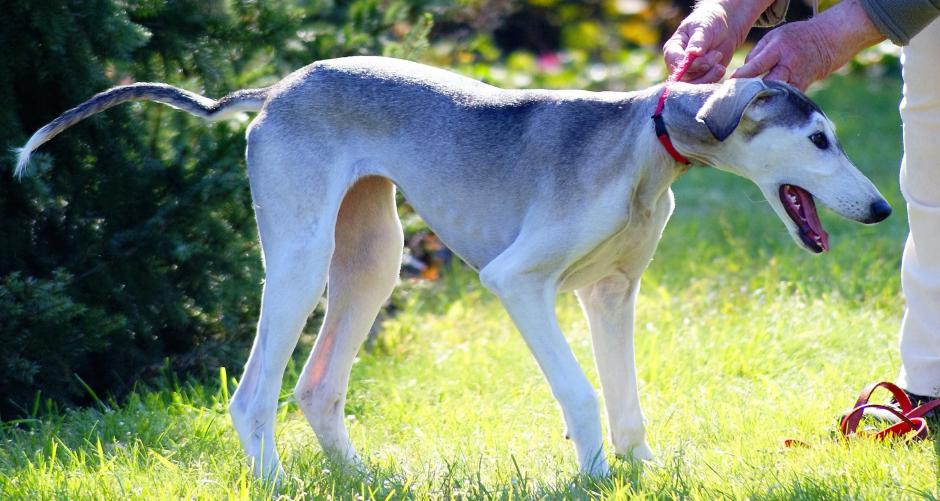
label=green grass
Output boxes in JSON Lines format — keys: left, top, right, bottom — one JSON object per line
{"left": 3, "top": 73, "right": 937, "bottom": 499}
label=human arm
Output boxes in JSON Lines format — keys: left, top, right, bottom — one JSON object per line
{"left": 861, "top": 0, "right": 940, "bottom": 45}
{"left": 732, "top": 0, "right": 886, "bottom": 91}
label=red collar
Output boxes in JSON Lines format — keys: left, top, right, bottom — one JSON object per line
{"left": 651, "top": 54, "right": 698, "bottom": 165}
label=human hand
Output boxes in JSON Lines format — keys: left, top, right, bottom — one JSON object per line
{"left": 662, "top": 0, "right": 772, "bottom": 83}
{"left": 732, "top": 0, "right": 885, "bottom": 91}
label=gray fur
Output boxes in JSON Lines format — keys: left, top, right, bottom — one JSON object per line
{"left": 695, "top": 79, "right": 784, "bottom": 141}
{"left": 15, "top": 83, "right": 268, "bottom": 177}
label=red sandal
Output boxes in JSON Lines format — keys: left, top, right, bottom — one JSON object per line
{"left": 785, "top": 381, "right": 940, "bottom": 448}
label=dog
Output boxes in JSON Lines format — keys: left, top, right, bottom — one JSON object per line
{"left": 15, "top": 56, "right": 891, "bottom": 478}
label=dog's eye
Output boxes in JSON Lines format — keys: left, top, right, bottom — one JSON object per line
{"left": 809, "top": 131, "right": 829, "bottom": 150}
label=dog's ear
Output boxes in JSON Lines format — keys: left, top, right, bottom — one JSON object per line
{"left": 695, "top": 79, "right": 784, "bottom": 141}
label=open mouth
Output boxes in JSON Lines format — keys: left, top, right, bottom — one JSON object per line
{"left": 779, "top": 184, "right": 830, "bottom": 253}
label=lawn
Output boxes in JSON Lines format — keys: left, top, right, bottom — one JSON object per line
{"left": 3, "top": 72, "right": 936, "bottom": 499}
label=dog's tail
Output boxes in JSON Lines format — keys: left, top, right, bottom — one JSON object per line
{"left": 14, "top": 83, "right": 270, "bottom": 178}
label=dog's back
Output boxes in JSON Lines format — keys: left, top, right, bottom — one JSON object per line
{"left": 252, "top": 57, "right": 658, "bottom": 267}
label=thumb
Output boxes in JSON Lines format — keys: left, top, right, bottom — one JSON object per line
{"left": 662, "top": 31, "right": 689, "bottom": 72}
{"left": 685, "top": 27, "right": 709, "bottom": 55}
{"left": 732, "top": 46, "right": 779, "bottom": 78}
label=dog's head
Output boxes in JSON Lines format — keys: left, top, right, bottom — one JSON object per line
{"left": 692, "top": 78, "right": 890, "bottom": 253}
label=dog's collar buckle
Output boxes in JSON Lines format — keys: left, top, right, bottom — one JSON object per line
{"left": 651, "top": 112, "right": 691, "bottom": 165}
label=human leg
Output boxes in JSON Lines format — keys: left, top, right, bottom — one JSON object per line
{"left": 897, "top": 19, "right": 940, "bottom": 398}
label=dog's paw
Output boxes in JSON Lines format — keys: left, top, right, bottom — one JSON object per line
{"left": 629, "top": 443, "right": 654, "bottom": 462}
{"left": 614, "top": 442, "right": 654, "bottom": 462}
{"left": 346, "top": 452, "right": 369, "bottom": 476}
{"left": 581, "top": 458, "right": 611, "bottom": 477}
{"left": 252, "top": 462, "right": 287, "bottom": 488}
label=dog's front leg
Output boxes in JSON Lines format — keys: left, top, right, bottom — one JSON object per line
{"left": 576, "top": 271, "right": 653, "bottom": 461}
{"left": 480, "top": 265, "right": 609, "bottom": 476}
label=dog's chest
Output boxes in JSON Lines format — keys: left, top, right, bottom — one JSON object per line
{"left": 559, "top": 190, "right": 674, "bottom": 291}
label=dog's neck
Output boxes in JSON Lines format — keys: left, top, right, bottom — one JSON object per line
{"left": 654, "top": 82, "right": 723, "bottom": 167}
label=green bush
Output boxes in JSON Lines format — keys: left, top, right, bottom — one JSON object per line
{"left": 3, "top": 0, "right": 896, "bottom": 420}
{"left": 0, "top": 0, "right": 440, "bottom": 418}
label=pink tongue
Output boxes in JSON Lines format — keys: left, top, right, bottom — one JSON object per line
{"left": 793, "top": 187, "right": 830, "bottom": 250}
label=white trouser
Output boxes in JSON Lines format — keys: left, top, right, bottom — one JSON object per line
{"left": 897, "top": 19, "right": 940, "bottom": 397}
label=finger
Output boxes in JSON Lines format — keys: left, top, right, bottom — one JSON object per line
{"left": 716, "top": 47, "right": 734, "bottom": 66}
{"left": 681, "top": 50, "right": 722, "bottom": 81}
{"left": 688, "top": 63, "right": 727, "bottom": 84}
{"left": 765, "top": 65, "right": 794, "bottom": 86}
{"left": 732, "top": 46, "right": 779, "bottom": 78}
{"left": 685, "top": 27, "right": 710, "bottom": 55}
{"left": 662, "top": 31, "right": 690, "bottom": 72}
{"left": 741, "top": 35, "right": 771, "bottom": 65}
{"left": 690, "top": 50, "right": 722, "bottom": 71}
{"left": 767, "top": 66, "right": 808, "bottom": 91}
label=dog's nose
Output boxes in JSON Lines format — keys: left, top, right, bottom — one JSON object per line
{"left": 867, "top": 199, "right": 892, "bottom": 224}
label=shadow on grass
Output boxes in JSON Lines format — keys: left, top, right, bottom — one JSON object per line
{"left": 277, "top": 453, "right": 650, "bottom": 500}
{"left": 746, "top": 478, "right": 863, "bottom": 500}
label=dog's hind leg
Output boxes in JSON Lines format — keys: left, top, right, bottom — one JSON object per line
{"left": 294, "top": 176, "right": 403, "bottom": 467}
{"left": 229, "top": 229, "right": 335, "bottom": 480}
{"left": 229, "top": 129, "right": 344, "bottom": 480}
{"left": 576, "top": 271, "right": 653, "bottom": 461}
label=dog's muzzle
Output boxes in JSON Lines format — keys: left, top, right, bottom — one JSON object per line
{"left": 865, "top": 199, "right": 892, "bottom": 224}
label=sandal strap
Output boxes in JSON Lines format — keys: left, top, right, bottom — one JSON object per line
{"left": 840, "top": 381, "right": 913, "bottom": 436}
{"left": 908, "top": 397, "right": 940, "bottom": 419}
{"left": 840, "top": 403, "right": 926, "bottom": 440}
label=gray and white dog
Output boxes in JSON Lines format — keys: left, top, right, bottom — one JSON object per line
{"left": 16, "top": 56, "right": 890, "bottom": 478}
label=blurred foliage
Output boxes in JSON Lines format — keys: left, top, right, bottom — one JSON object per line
{"left": 424, "top": 0, "right": 898, "bottom": 91}
{"left": 0, "top": 0, "right": 903, "bottom": 418}
{"left": 427, "top": 0, "right": 688, "bottom": 90}
{"left": 0, "top": 0, "right": 444, "bottom": 418}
